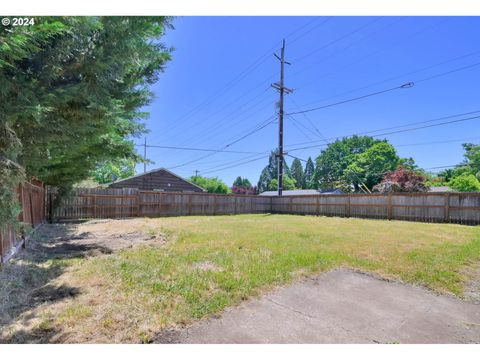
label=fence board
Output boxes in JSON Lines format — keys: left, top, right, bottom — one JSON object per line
{"left": 270, "top": 192, "right": 480, "bottom": 224}
{"left": 51, "top": 189, "right": 480, "bottom": 225}
{"left": 0, "top": 180, "right": 45, "bottom": 263}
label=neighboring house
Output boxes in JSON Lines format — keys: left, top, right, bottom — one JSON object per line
{"left": 259, "top": 189, "right": 344, "bottom": 196}
{"left": 108, "top": 168, "right": 206, "bottom": 193}
{"left": 428, "top": 186, "right": 453, "bottom": 193}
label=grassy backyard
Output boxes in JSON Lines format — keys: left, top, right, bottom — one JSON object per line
{"left": 1, "top": 214, "right": 480, "bottom": 343}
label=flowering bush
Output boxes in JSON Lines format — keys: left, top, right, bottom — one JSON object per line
{"left": 373, "top": 166, "right": 429, "bottom": 193}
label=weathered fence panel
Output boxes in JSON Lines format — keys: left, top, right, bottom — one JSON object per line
{"left": 0, "top": 180, "right": 45, "bottom": 263}
{"left": 271, "top": 192, "right": 480, "bottom": 225}
{"left": 51, "top": 188, "right": 480, "bottom": 225}
{"left": 52, "top": 188, "right": 272, "bottom": 220}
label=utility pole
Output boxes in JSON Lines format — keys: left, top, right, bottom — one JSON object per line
{"left": 272, "top": 39, "right": 292, "bottom": 196}
{"left": 143, "top": 137, "right": 147, "bottom": 173}
{"left": 195, "top": 170, "right": 199, "bottom": 178}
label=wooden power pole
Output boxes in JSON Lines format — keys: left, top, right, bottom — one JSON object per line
{"left": 272, "top": 39, "right": 292, "bottom": 196}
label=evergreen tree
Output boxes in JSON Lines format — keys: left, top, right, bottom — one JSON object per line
{"left": 257, "top": 150, "right": 291, "bottom": 193}
{"left": 304, "top": 157, "right": 315, "bottom": 189}
{"left": 0, "top": 16, "right": 173, "bottom": 229}
{"left": 290, "top": 158, "right": 304, "bottom": 189}
{"left": 233, "top": 176, "right": 252, "bottom": 188}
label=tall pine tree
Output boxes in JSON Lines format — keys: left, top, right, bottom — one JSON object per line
{"left": 304, "top": 157, "right": 315, "bottom": 189}
{"left": 290, "top": 158, "right": 304, "bottom": 189}
{"left": 257, "top": 150, "right": 291, "bottom": 193}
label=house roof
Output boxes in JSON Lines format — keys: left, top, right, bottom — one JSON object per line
{"left": 107, "top": 167, "right": 206, "bottom": 192}
{"left": 259, "top": 189, "right": 343, "bottom": 196}
{"left": 428, "top": 186, "right": 453, "bottom": 192}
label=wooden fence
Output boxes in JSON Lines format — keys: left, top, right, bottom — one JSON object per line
{"left": 271, "top": 192, "right": 480, "bottom": 225}
{"left": 0, "top": 180, "right": 46, "bottom": 263}
{"left": 51, "top": 188, "right": 480, "bottom": 225}
{"left": 51, "top": 188, "right": 271, "bottom": 219}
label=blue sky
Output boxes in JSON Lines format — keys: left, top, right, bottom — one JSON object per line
{"left": 135, "top": 16, "right": 480, "bottom": 186}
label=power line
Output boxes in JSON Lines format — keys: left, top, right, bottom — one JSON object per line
{"left": 286, "top": 109, "right": 480, "bottom": 148}
{"left": 168, "top": 115, "right": 276, "bottom": 170}
{"left": 292, "top": 17, "right": 384, "bottom": 64}
{"left": 136, "top": 144, "right": 266, "bottom": 154}
{"left": 286, "top": 82, "right": 414, "bottom": 116}
{"left": 290, "top": 17, "right": 451, "bottom": 88}
{"left": 201, "top": 154, "right": 270, "bottom": 175}
{"left": 289, "top": 17, "right": 407, "bottom": 80}
{"left": 158, "top": 17, "right": 335, "bottom": 141}
{"left": 415, "top": 60, "right": 480, "bottom": 83}
{"left": 288, "top": 99, "right": 327, "bottom": 140}
{"left": 287, "top": 57, "right": 480, "bottom": 117}
{"left": 286, "top": 113, "right": 480, "bottom": 152}
{"left": 172, "top": 87, "right": 274, "bottom": 149}
{"left": 293, "top": 49, "right": 480, "bottom": 110}
{"left": 288, "top": 115, "right": 314, "bottom": 141}
{"left": 395, "top": 137, "right": 480, "bottom": 148}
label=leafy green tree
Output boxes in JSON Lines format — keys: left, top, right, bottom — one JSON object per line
{"left": 462, "top": 143, "right": 480, "bottom": 178}
{"left": 437, "top": 168, "right": 455, "bottom": 183}
{"left": 189, "top": 176, "right": 230, "bottom": 194}
{"left": 268, "top": 175, "right": 296, "bottom": 191}
{"left": 92, "top": 159, "right": 136, "bottom": 184}
{"left": 449, "top": 173, "right": 480, "bottom": 192}
{"left": 345, "top": 142, "right": 400, "bottom": 190}
{"left": 0, "top": 16, "right": 173, "bottom": 224}
{"left": 290, "top": 158, "right": 305, "bottom": 189}
{"left": 303, "top": 157, "right": 315, "bottom": 189}
{"left": 257, "top": 151, "right": 291, "bottom": 193}
{"left": 312, "top": 136, "right": 382, "bottom": 191}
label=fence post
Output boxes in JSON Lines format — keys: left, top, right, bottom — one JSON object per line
{"left": 444, "top": 193, "right": 450, "bottom": 223}
{"left": 387, "top": 193, "right": 392, "bottom": 220}
{"left": 213, "top": 195, "right": 217, "bottom": 215}
{"left": 188, "top": 194, "right": 192, "bottom": 216}
{"left": 93, "top": 194, "right": 97, "bottom": 218}
{"left": 347, "top": 195, "right": 351, "bottom": 218}
{"left": 137, "top": 191, "right": 141, "bottom": 217}
{"left": 316, "top": 196, "right": 320, "bottom": 216}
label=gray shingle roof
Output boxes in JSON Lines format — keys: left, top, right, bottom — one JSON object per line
{"left": 259, "top": 189, "right": 343, "bottom": 196}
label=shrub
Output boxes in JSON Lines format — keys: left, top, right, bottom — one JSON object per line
{"left": 373, "top": 166, "right": 429, "bottom": 193}
{"left": 449, "top": 173, "right": 480, "bottom": 192}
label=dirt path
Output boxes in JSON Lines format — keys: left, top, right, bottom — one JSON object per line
{"left": 0, "top": 221, "right": 165, "bottom": 343}
{"left": 157, "top": 269, "right": 480, "bottom": 344}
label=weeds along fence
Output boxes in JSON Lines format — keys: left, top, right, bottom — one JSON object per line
{"left": 0, "top": 180, "right": 46, "bottom": 263}
{"left": 51, "top": 188, "right": 271, "bottom": 219}
{"left": 51, "top": 188, "right": 480, "bottom": 225}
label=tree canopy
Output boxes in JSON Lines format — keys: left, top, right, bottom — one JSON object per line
{"left": 0, "top": 16, "right": 173, "bottom": 229}
{"left": 312, "top": 136, "right": 405, "bottom": 192}
{"left": 189, "top": 176, "right": 230, "bottom": 194}
{"left": 344, "top": 141, "right": 400, "bottom": 190}
{"left": 91, "top": 159, "right": 136, "bottom": 184}
{"left": 449, "top": 173, "right": 480, "bottom": 192}
{"left": 290, "top": 158, "right": 304, "bottom": 189}
{"left": 268, "top": 175, "right": 296, "bottom": 191}
{"left": 257, "top": 151, "right": 291, "bottom": 193}
{"left": 303, "top": 157, "right": 315, "bottom": 189}
{"left": 232, "top": 176, "right": 256, "bottom": 194}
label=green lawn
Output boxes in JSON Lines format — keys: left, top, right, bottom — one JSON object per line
{"left": 1, "top": 214, "right": 480, "bottom": 343}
